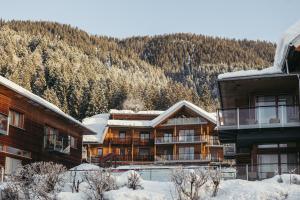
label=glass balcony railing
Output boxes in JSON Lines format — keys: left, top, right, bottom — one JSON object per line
{"left": 155, "top": 135, "right": 207, "bottom": 144}
{"left": 163, "top": 117, "right": 206, "bottom": 126}
{"left": 155, "top": 154, "right": 218, "bottom": 162}
{"left": 217, "top": 105, "right": 300, "bottom": 129}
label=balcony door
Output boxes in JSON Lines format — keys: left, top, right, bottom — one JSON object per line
{"left": 256, "top": 96, "right": 290, "bottom": 125}
{"left": 179, "top": 146, "right": 194, "bottom": 160}
{"left": 256, "top": 96, "right": 276, "bottom": 124}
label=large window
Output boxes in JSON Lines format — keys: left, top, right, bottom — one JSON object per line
{"left": 0, "top": 113, "right": 8, "bottom": 135}
{"left": 44, "top": 126, "right": 70, "bottom": 154}
{"left": 70, "top": 136, "right": 78, "bottom": 149}
{"left": 178, "top": 130, "right": 195, "bottom": 142}
{"left": 140, "top": 132, "right": 150, "bottom": 141}
{"left": 9, "top": 110, "right": 24, "bottom": 129}
{"left": 163, "top": 133, "right": 173, "bottom": 143}
{"left": 179, "top": 146, "right": 194, "bottom": 160}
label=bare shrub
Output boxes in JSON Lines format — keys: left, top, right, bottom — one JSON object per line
{"left": 12, "top": 161, "right": 67, "bottom": 200}
{"left": 83, "top": 169, "right": 117, "bottom": 200}
{"left": 1, "top": 182, "right": 20, "bottom": 200}
{"left": 70, "top": 171, "right": 84, "bottom": 193}
{"left": 209, "top": 169, "right": 221, "bottom": 197}
{"left": 171, "top": 167, "right": 208, "bottom": 200}
{"left": 127, "top": 170, "right": 143, "bottom": 190}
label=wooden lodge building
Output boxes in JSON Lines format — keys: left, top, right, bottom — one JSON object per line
{"left": 82, "top": 101, "right": 224, "bottom": 166}
{"left": 0, "top": 76, "right": 96, "bottom": 175}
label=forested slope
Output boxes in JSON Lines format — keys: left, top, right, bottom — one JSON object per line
{"left": 0, "top": 20, "right": 275, "bottom": 120}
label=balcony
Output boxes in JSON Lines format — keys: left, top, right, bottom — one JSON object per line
{"left": 155, "top": 154, "right": 217, "bottom": 163}
{"left": 44, "top": 134, "right": 70, "bottom": 154}
{"left": 110, "top": 137, "right": 132, "bottom": 145}
{"left": 155, "top": 135, "right": 207, "bottom": 144}
{"left": 206, "top": 136, "right": 223, "bottom": 147}
{"left": 217, "top": 105, "right": 300, "bottom": 130}
{"left": 162, "top": 117, "right": 206, "bottom": 126}
{"left": 133, "top": 138, "right": 154, "bottom": 145}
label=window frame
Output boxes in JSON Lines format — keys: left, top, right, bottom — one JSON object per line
{"left": 8, "top": 109, "right": 24, "bottom": 130}
{"left": 70, "top": 136, "right": 78, "bottom": 149}
{"left": 0, "top": 112, "right": 8, "bottom": 135}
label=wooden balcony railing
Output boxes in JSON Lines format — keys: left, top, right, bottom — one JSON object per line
{"left": 133, "top": 138, "right": 154, "bottom": 145}
{"left": 109, "top": 137, "right": 154, "bottom": 145}
{"left": 109, "top": 138, "right": 132, "bottom": 145}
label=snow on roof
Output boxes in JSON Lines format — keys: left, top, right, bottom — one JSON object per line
{"left": 274, "top": 20, "right": 300, "bottom": 70}
{"left": 109, "top": 109, "right": 164, "bottom": 115}
{"left": 108, "top": 119, "right": 152, "bottom": 127}
{"left": 218, "top": 20, "right": 300, "bottom": 80}
{"left": 82, "top": 114, "right": 110, "bottom": 143}
{"left": 137, "top": 110, "right": 164, "bottom": 115}
{"left": 151, "top": 100, "right": 216, "bottom": 127}
{"left": 0, "top": 76, "right": 95, "bottom": 135}
{"left": 83, "top": 100, "right": 215, "bottom": 144}
{"left": 218, "top": 66, "right": 282, "bottom": 80}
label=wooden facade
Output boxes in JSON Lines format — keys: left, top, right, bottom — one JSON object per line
{"left": 0, "top": 79, "right": 95, "bottom": 174}
{"left": 84, "top": 102, "right": 223, "bottom": 166}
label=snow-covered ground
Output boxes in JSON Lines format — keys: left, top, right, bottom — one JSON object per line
{"left": 1, "top": 163, "right": 300, "bottom": 200}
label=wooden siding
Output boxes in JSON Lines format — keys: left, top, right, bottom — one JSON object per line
{"left": 85, "top": 107, "right": 222, "bottom": 165}
{"left": 0, "top": 86, "right": 85, "bottom": 169}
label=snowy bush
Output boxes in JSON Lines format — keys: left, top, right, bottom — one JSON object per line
{"left": 127, "top": 170, "right": 143, "bottom": 190}
{"left": 209, "top": 169, "right": 221, "bottom": 197}
{"left": 70, "top": 171, "right": 84, "bottom": 193}
{"left": 291, "top": 176, "right": 300, "bottom": 185}
{"left": 11, "top": 161, "right": 67, "bottom": 199}
{"left": 0, "top": 182, "right": 20, "bottom": 200}
{"left": 171, "top": 167, "right": 208, "bottom": 200}
{"left": 83, "top": 168, "right": 117, "bottom": 200}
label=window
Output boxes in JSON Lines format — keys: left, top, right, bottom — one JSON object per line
{"left": 97, "top": 148, "right": 103, "bottom": 156}
{"left": 70, "top": 136, "right": 78, "bottom": 149}
{"left": 178, "top": 130, "right": 195, "bottom": 142}
{"left": 140, "top": 132, "right": 150, "bottom": 141}
{"left": 139, "top": 148, "right": 150, "bottom": 156}
{"left": 9, "top": 110, "right": 24, "bottom": 129}
{"left": 164, "top": 133, "right": 172, "bottom": 142}
{"left": 44, "top": 126, "right": 70, "bottom": 154}
{"left": 119, "top": 148, "right": 126, "bottom": 156}
{"left": 119, "top": 131, "right": 126, "bottom": 139}
{"left": 179, "top": 146, "right": 194, "bottom": 160}
{"left": 0, "top": 113, "right": 8, "bottom": 135}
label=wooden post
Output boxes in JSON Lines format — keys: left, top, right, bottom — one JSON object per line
{"left": 108, "top": 128, "right": 112, "bottom": 154}
{"left": 154, "top": 129, "right": 157, "bottom": 161}
{"left": 131, "top": 129, "right": 134, "bottom": 163}
{"left": 173, "top": 126, "right": 176, "bottom": 158}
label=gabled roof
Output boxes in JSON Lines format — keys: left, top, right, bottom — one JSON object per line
{"left": 82, "top": 114, "right": 110, "bottom": 143}
{"left": 151, "top": 100, "right": 216, "bottom": 127}
{"left": 82, "top": 100, "right": 216, "bottom": 144}
{"left": 0, "top": 76, "right": 96, "bottom": 135}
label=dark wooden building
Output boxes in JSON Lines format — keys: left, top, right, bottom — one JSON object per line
{"left": 0, "top": 76, "right": 95, "bottom": 174}
{"left": 217, "top": 26, "right": 300, "bottom": 179}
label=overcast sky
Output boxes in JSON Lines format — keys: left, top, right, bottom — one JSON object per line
{"left": 0, "top": 0, "right": 299, "bottom": 42}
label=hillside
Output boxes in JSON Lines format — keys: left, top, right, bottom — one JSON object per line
{"left": 0, "top": 20, "right": 276, "bottom": 120}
